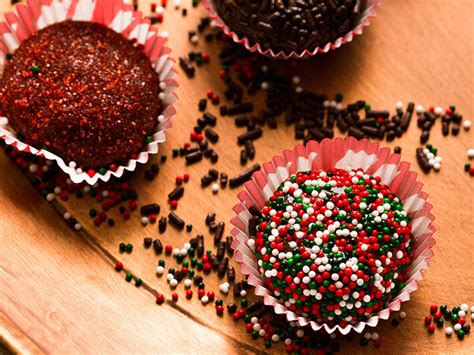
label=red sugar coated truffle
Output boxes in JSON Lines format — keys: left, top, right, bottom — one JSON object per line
{"left": 0, "top": 21, "right": 162, "bottom": 169}
{"left": 253, "top": 168, "right": 415, "bottom": 326}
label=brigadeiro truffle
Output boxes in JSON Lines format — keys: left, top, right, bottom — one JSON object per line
{"left": 0, "top": 21, "right": 162, "bottom": 170}
{"left": 252, "top": 168, "right": 415, "bottom": 327}
{"left": 207, "top": 0, "right": 379, "bottom": 59}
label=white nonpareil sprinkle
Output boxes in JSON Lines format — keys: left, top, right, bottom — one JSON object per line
{"left": 29, "top": 164, "right": 38, "bottom": 173}
{"left": 219, "top": 282, "right": 229, "bottom": 294}
{"left": 416, "top": 105, "right": 424, "bottom": 114}
{"left": 46, "top": 193, "right": 56, "bottom": 202}
{"left": 454, "top": 323, "right": 462, "bottom": 331}
{"left": 463, "top": 119, "right": 471, "bottom": 130}
{"left": 212, "top": 183, "right": 219, "bottom": 193}
{"left": 156, "top": 266, "right": 164, "bottom": 275}
{"left": 467, "top": 149, "right": 474, "bottom": 159}
{"left": 460, "top": 303, "right": 469, "bottom": 312}
{"left": 201, "top": 296, "right": 209, "bottom": 304}
{"left": 445, "top": 327, "right": 453, "bottom": 336}
{"left": 434, "top": 106, "right": 443, "bottom": 116}
{"left": 395, "top": 101, "right": 404, "bottom": 111}
{"left": 169, "top": 279, "right": 178, "bottom": 287}
{"left": 63, "top": 212, "right": 71, "bottom": 220}
{"left": 399, "top": 311, "right": 407, "bottom": 319}
{"left": 184, "top": 279, "right": 192, "bottom": 288}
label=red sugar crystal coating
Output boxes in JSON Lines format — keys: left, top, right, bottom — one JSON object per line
{"left": 0, "top": 21, "right": 162, "bottom": 169}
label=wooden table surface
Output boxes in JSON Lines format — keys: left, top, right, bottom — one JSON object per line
{"left": 1, "top": 0, "right": 473, "bottom": 354}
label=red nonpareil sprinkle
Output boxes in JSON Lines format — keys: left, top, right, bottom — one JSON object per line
{"left": 425, "top": 315, "right": 432, "bottom": 325}
{"left": 202, "top": 53, "right": 210, "bottom": 63}
{"left": 211, "top": 95, "right": 220, "bottom": 105}
{"left": 430, "top": 305, "right": 438, "bottom": 314}
{"left": 203, "top": 262, "right": 212, "bottom": 272}
{"left": 151, "top": 2, "right": 157, "bottom": 12}
{"left": 170, "top": 200, "right": 178, "bottom": 209}
{"left": 156, "top": 293, "right": 165, "bottom": 304}
{"left": 427, "top": 324, "right": 435, "bottom": 333}
{"left": 59, "top": 191, "right": 68, "bottom": 201}
{"left": 207, "top": 89, "right": 214, "bottom": 99}
{"left": 176, "top": 176, "right": 184, "bottom": 185}
{"left": 207, "top": 291, "right": 215, "bottom": 301}
{"left": 156, "top": 13, "right": 163, "bottom": 22}
{"left": 115, "top": 261, "right": 123, "bottom": 271}
{"left": 433, "top": 312, "right": 442, "bottom": 321}
{"left": 186, "top": 289, "right": 193, "bottom": 299}
{"left": 171, "top": 292, "right": 179, "bottom": 301}
{"left": 197, "top": 289, "right": 205, "bottom": 299}
{"left": 165, "top": 245, "right": 173, "bottom": 254}
{"left": 122, "top": 210, "right": 131, "bottom": 219}
{"left": 216, "top": 305, "right": 224, "bottom": 315}
{"left": 129, "top": 200, "right": 138, "bottom": 210}
{"left": 183, "top": 173, "right": 190, "bottom": 182}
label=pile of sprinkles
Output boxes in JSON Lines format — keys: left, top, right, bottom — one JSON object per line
{"left": 252, "top": 168, "right": 415, "bottom": 326}
{"left": 425, "top": 304, "right": 472, "bottom": 340}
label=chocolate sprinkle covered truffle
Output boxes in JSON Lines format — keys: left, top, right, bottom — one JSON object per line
{"left": 0, "top": 21, "right": 162, "bottom": 169}
{"left": 211, "top": 0, "right": 366, "bottom": 54}
{"left": 252, "top": 168, "right": 415, "bottom": 326}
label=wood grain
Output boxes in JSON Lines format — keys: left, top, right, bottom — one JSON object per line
{"left": 1, "top": 0, "right": 473, "bottom": 354}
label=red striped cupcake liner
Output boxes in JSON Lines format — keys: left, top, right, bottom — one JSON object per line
{"left": 0, "top": 0, "right": 178, "bottom": 185}
{"left": 230, "top": 138, "right": 436, "bottom": 334}
{"left": 203, "top": 0, "right": 382, "bottom": 60}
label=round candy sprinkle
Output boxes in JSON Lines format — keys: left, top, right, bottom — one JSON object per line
{"left": 254, "top": 169, "right": 415, "bottom": 326}
{"left": 115, "top": 261, "right": 123, "bottom": 271}
{"left": 156, "top": 293, "right": 165, "bottom": 304}
{"left": 445, "top": 327, "right": 453, "bottom": 336}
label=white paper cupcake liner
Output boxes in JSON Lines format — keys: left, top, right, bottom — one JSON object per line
{"left": 0, "top": 0, "right": 178, "bottom": 185}
{"left": 203, "top": 0, "right": 382, "bottom": 60}
{"left": 230, "top": 137, "right": 436, "bottom": 334}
